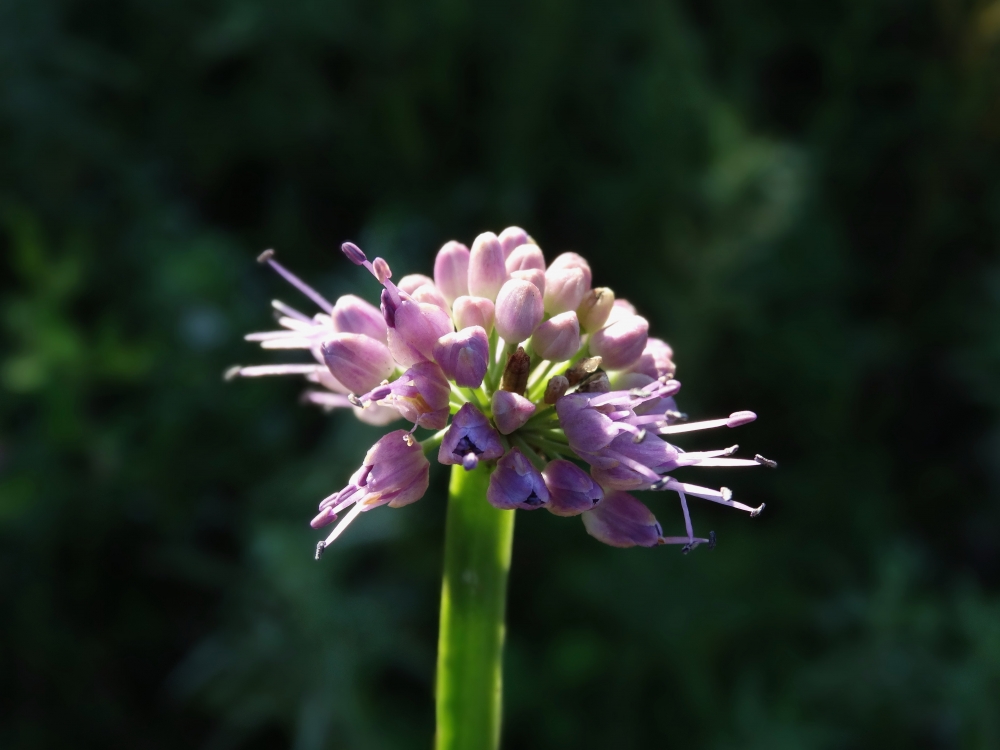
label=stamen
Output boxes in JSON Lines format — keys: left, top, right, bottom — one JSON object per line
{"left": 315, "top": 541, "right": 326, "bottom": 560}
{"left": 302, "top": 392, "right": 353, "bottom": 411}
{"left": 223, "top": 365, "right": 242, "bottom": 381}
{"left": 708, "top": 530, "right": 717, "bottom": 550}
{"left": 340, "top": 241, "right": 367, "bottom": 265}
{"left": 749, "top": 503, "right": 765, "bottom": 518}
{"left": 271, "top": 299, "right": 312, "bottom": 322}
{"left": 723, "top": 444, "right": 739, "bottom": 456}
{"left": 754, "top": 454, "right": 778, "bottom": 468}
{"left": 565, "top": 356, "right": 602, "bottom": 385}
{"left": 348, "top": 393, "right": 363, "bottom": 407}
{"left": 258, "top": 249, "right": 334, "bottom": 313}
{"left": 632, "top": 428, "right": 647, "bottom": 444}
{"left": 321, "top": 501, "right": 366, "bottom": 547}
{"left": 679, "top": 490, "right": 694, "bottom": 541}
{"left": 229, "top": 364, "right": 324, "bottom": 377}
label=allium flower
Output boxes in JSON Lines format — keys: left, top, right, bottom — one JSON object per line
{"left": 232, "top": 229, "right": 775, "bottom": 556}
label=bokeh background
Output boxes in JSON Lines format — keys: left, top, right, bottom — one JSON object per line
{"left": 3, "top": 1, "right": 1000, "bottom": 748}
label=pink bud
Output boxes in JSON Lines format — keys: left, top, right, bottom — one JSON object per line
{"left": 452, "top": 295, "right": 495, "bottom": 335}
{"left": 542, "top": 459, "right": 603, "bottom": 516}
{"left": 510, "top": 268, "right": 545, "bottom": 297}
{"left": 589, "top": 315, "right": 649, "bottom": 370}
{"left": 433, "top": 241, "right": 470, "bottom": 304}
{"left": 494, "top": 278, "right": 544, "bottom": 343}
{"left": 411, "top": 283, "right": 450, "bottom": 311}
{"left": 576, "top": 287, "right": 615, "bottom": 333}
{"left": 498, "top": 226, "right": 529, "bottom": 258}
{"left": 468, "top": 232, "right": 509, "bottom": 301}
{"left": 398, "top": 274, "right": 435, "bottom": 295}
{"left": 604, "top": 298, "right": 636, "bottom": 327}
{"left": 491, "top": 390, "right": 536, "bottom": 435}
{"left": 433, "top": 326, "right": 489, "bottom": 387}
{"left": 505, "top": 243, "right": 545, "bottom": 273}
{"left": 331, "top": 294, "right": 387, "bottom": 342}
{"left": 548, "top": 252, "right": 592, "bottom": 288}
{"left": 321, "top": 333, "right": 395, "bottom": 394}
{"left": 543, "top": 265, "right": 589, "bottom": 315}
{"left": 530, "top": 311, "right": 581, "bottom": 362}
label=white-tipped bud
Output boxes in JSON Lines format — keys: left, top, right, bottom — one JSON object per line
{"left": 577, "top": 287, "right": 615, "bottom": 333}
{"left": 468, "top": 232, "right": 509, "bottom": 301}
{"left": 505, "top": 243, "right": 545, "bottom": 273}
{"left": 543, "top": 266, "right": 589, "bottom": 315}
{"left": 530, "top": 311, "right": 581, "bottom": 362}
{"left": 452, "top": 295, "right": 495, "bottom": 335}
{"left": 433, "top": 241, "right": 470, "bottom": 304}
{"left": 498, "top": 226, "right": 529, "bottom": 258}
{"left": 494, "top": 279, "right": 544, "bottom": 343}
{"left": 510, "top": 268, "right": 545, "bottom": 297}
{"left": 398, "top": 274, "right": 434, "bottom": 295}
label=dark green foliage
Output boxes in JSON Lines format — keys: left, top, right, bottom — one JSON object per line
{"left": 2, "top": 1, "right": 999, "bottom": 747}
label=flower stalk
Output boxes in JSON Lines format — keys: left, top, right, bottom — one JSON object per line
{"left": 435, "top": 462, "right": 515, "bottom": 750}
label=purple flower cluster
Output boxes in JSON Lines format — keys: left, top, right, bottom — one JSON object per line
{"left": 232, "top": 230, "right": 774, "bottom": 557}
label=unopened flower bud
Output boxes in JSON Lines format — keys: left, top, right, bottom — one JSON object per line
{"left": 548, "top": 252, "right": 592, "bottom": 288}
{"left": 510, "top": 268, "right": 545, "bottom": 297}
{"left": 495, "top": 278, "right": 544, "bottom": 343}
{"left": 411, "top": 283, "right": 450, "bottom": 311}
{"left": 433, "top": 326, "right": 489, "bottom": 387}
{"left": 468, "top": 232, "right": 509, "bottom": 300}
{"left": 577, "top": 287, "right": 615, "bottom": 333}
{"left": 543, "top": 460, "right": 603, "bottom": 516}
{"left": 331, "top": 294, "right": 387, "bottom": 342}
{"left": 626, "top": 337, "right": 676, "bottom": 379}
{"left": 452, "top": 295, "right": 495, "bottom": 335}
{"left": 321, "top": 333, "right": 395, "bottom": 394}
{"left": 433, "top": 241, "right": 470, "bottom": 304}
{"left": 385, "top": 298, "right": 455, "bottom": 366}
{"left": 487, "top": 448, "right": 550, "bottom": 510}
{"left": 581, "top": 490, "right": 662, "bottom": 547}
{"left": 438, "top": 402, "right": 504, "bottom": 469}
{"left": 398, "top": 274, "right": 435, "bottom": 295}
{"left": 491, "top": 390, "right": 536, "bottom": 435}
{"left": 543, "top": 375, "right": 569, "bottom": 404}
{"left": 505, "top": 243, "right": 545, "bottom": 273}
{"left": 604, "top": 298, "right": 636, "bottom": 327}
{"left": 544, "top": 265, "right": 589, "bottom": 315}
{"left": 498, "top": 226, "right": 529, "bottom": 258}
{"left": 589, "top": 315, "right": 649, "bottom": 370}
{"left": 530, "top": 311, "right": 581, "bottom": 362}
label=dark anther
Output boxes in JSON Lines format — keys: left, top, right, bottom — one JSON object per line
{"left": 681, "top": 542, "right": 694, "bottom": 555}
{"left": 708, "top": 531, "right": 717, "bottom": 550}
{"left": 500, "top": 347, "right": 531, "bottom": 395}
{"left": 576, "top": 371, "right": 610, "bottom": 393}
{"left": 315, "top": 541, "right": 327, "bottom": 560}
{"left": 565, "top": 356, "right": 603, "bottom": 385}
{"left": 454, "top": 435, "right": 482, "bottom": 458}
{"left": 650, "top": 477, "right": 669, "bottom": 491}
{"left": 754, "top": 454, "right": 778, "bottom": 469}
{"left": 723, "top": 444, "right": 739, "bottom": 456}
{"left": 523, "top": 491, "right": 545, "bottom": 507}
{"left": 348, "top": 393, "right": 363, "bottom": 407}
{"left": 749, "top": 503, "right": 765, "bottom": 518}
{"left": 257, "top": 249, "right": 275, "bottom": 263}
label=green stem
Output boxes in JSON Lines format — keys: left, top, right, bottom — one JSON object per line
{"left": 435, "top": 463, "right": 515, "bottom": 750}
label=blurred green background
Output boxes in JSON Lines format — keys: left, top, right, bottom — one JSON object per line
{"left": 3, "top": 1, "right": 1000, "bottom": 748}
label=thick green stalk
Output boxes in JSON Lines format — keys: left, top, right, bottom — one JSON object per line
{"left": 435, "top": 462, "right": 515, "bottom": 750}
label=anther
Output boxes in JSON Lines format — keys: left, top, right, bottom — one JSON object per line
{"left": 347, "top": 393, "right": 363, "bottom": 407}
{"left": 708, "top": 531, "right": 717, "bottom": 550}
{"left": 650, "top": 477, "right": 669, "bottom": 491}
{"left": 629, "top": 387, "right": 651, "bottom": 398}
{"left": 632, "top": 428, "right": 647, "bottom": 444}
{"left": 340, "top": 241, "right": 367, "bottom": 265}
{"left": 749, "top": 503, "right": 765, "bottom": 518}
{"left": 666, "top": 410, "right": 687, "bottom": 422}
{"left": 223, "top": 365, "right": 242, "bottom": 381}
{"left": 403, "top": 433, "right": 416, "bottom": 447}
{"left": 565, "top": 356, "right": 602, "bottom": 385}
{"left": 681, "top": 542, "right": 694, "bottom": 555}
{"left": 315, "top": 541, "right": 327, "bottom": 560}
{"left": 723, "top": 444, "right": 739, "bottom": 456}
{"left": 754, "top": 454, "right": 778, "bottom": 468}
{"left": 720, "top": 487, "right": 733, "bottom": 501}
{"left": 257, "top": 249, "right": 275, "bottom": 263}
{"left": 576, "top": 371, "right": 610, "bottom": 393}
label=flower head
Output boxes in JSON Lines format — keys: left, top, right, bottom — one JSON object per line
{"left": 233, "top": 229, "right": 774, "bottom": 552}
